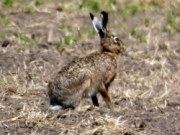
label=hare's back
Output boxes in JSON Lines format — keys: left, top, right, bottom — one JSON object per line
{"left": 54, "top": 53, "right": 116, "bottom": 88}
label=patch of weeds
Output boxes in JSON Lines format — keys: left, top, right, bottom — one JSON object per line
{"left": 33, "top": 73, "right": 39, "bottom": 77}
{"left": 77, "top": 27, "right": 82, "bottom": 38}
{"left": 64, "top": 34, "right": 75, "bottom": 45}
{"left": 14, "top": 33, "right": 34, "bottom": 45}
{"left": 130, "top": 73, "right": 139, "bottom": 79}
{"left": 118, "top": 3, "right": 142, "bottom": 18}
{"left": 35, "top": 0, "right": 43, "bottom": 6}
{"left": 0, "top": 81, "right": 8, "bottom": 86}
{"left": 0, "top": 17, "right": 12, "bottom": 26}
{"left": 142, "top": 1, "right": 162, "bottom": 9}
{"left": 126, "top": 4, "right": 142, "bottom": 15}
{"left": 163, "top": 25, "right": 176, "bottom": 35}
{"left": 50, "top": 110, "right": 56, "bottom": 116}
{"left": 2, "top": 0, "right": 14, "bottom": 7}
{"left": 79, "top": 0, "right": 100, "bottom": 11}
{"left": 119, "top": 24, "right": 125, "bottom": 33}
{"left": 59, "top": 24, "right": 77, "bottom": 45}
{"left": 166, "top": 10, "right": 180, "bottom": 32}
{"left": 79, "top": 0, "right": 115, "bottom": 12}
{"left": 56, "top": 42, "right": 62, "bottom": 49}
{"left": 87, "top": 28, "right": 96, "bottom": 38}
{"left": 118, "top": 2, "right": 162, "bottom": 19}
{"left": 131, "top": 28, "right": 147, "bottom": 43}
{"left": 0, "top": 33, "right": 6, "bottom": 39}
{"left": 24, "top": 7, "right": 34, "bottom": 14}
{"left": 142, "top": 18, "right": 151, "bottom": 27}
{"left": 172, "top": 3, "right": 180, "bottom": 11}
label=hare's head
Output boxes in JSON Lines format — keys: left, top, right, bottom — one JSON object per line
{"left": 90, "top": 11, "right": 126, "bottom": 54}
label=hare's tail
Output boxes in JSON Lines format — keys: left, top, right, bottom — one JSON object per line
{"left": 49, "top": 105, "right": 62, "bottom": 110}
{"left": 48, "top": 81, "right": 63, "bottom": 110}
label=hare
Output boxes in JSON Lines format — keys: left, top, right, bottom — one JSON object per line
{"left": 48, "top": 11, "right": 126, "bottom": 110}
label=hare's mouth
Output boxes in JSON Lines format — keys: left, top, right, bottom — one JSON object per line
{"left": 118, "top": 45, "right": 126, "bottom": 54}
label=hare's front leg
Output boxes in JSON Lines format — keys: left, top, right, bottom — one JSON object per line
{"left": 98, "top": 83, "right": 113, "bottom": 109}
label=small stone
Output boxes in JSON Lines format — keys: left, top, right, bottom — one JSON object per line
{"left": 1, "top": 39, "right": 10, "bottom": 47}
{"left": 167, "top": 98, "right": 180, "bottom": 106}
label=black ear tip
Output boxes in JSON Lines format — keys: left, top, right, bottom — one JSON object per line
{"left": 89, "top": 13, "right": 94, "bottom": 20}
{"left": 101, "top": 11, "right": 108, "bottom": 16}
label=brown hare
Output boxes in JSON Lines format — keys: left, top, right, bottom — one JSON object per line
{"left": 48, "top": 11, "right": 126, "bottom": 110}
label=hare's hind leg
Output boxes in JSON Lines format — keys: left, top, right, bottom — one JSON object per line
{"left": 91, "top": 95, "right": 99, "bottom": 106}
{"left": 98, "top": 83, "right": 113, "bottom": 109}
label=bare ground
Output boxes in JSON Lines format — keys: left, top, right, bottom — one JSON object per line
{"left": 0, "top": 0, "right": 180, "bottom": 135}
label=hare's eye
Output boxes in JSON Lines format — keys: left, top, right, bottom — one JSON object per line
{"left": 113, "top": 36, "right": 119, "bottom": 43}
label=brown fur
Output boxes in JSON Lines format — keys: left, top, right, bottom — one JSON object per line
{"left": 48, "top": 11, "right": 126, "bottom": 109}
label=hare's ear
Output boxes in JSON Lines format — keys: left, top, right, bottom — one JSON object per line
{"left": 89, "top": 13, "right": 104, "bottom": 38}
{"left": 101, "top": 11, "right": 108, "bottom": 32}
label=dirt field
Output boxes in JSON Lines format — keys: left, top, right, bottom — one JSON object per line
{"left": 0, "top": 0, "right": 180, "bottom": 134}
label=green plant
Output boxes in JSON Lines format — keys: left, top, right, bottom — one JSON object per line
{"left": 33, "top": 73, "right": 39, "bottom": 77}
{"left": 79, "top": 0, "right": 100, "bottom": 11}
{"left": 131, "top": 73, "right": 139, "bottom": 79}
{"left": 142, "top": 18, "right": 151, "bottom": 26}
{"left": 56, "top": 42, "right": 62, "bottom": 48}
{"left": 35, "top": 0, "right": 43, "bottom": 6}
{"left": 119, "top": 24, "right": 125, "bottom": 33}
{"left": 14, "top": 33, "right": 34, "bottom": 45}
{"left": 79, "top": 0, "right": 115, "bottom": 12}
{"left": 87, "top": 28, "right": 96, "bottom": 38}
{"left": 118, "top": 3, "right": 143, "bottom": 19}
{"left": 0, "top": 81, "right": 8, "bottom": 86}
{"left": 0, "top": 34, "right": 6, "bottom": 39}
{"left": 163, "top": 25, "right": 176, "bottom": 35}
{"left": 126, "top": 4, "right": 142, "bottom": 16}
{"left": 0, "top": 17, "right": 12, "bottom": 26}
{"left": 167, "top": 11, "right": 180, "bottom": 31}
{"left": 64, "top": 34, "right": 75, "bottom": 45}
{"left": 24, "top": 7, "right": 34, "bottom": 14}
{"left": 2, "top": 0, "right": 14, "bottom": 7}
{"left": 131, "top": 28, "right": 147, "bottom": 43}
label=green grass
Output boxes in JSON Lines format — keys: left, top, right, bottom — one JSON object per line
{"left": 0, "top": 81, "right": 8, "bottom": 86}
{"left": 163, "top": 9, "right": 180, "bottom": 34}
{"left": 79, "top": 1, "right": 100, "bottom": 11}
{"left": 166, "top": 10, "right": 180, "bottom": 32}
{"left": 119, "top": 24, "right": 125, "bottom": 33}
{"left": 2, "top": 0, "right": 14, "bottom": 7}
{"left": 35, "top": 0, "right": 43, "bottom": 6}
{"left": 131, "top": 28, "right": 147, "bottom": 43}
{"left": 24, "top": 7, "right": 34, "bottom": 14}
{"left": 118, "top": 2, "right": 162, "bottom": 19}
{"left": 14, "top": 33, "right": 34, "bottom": 45}
{"left": 118, "top": 3, "right": 143, "bottom": 18}
{"left": 79, "top": 0, "right": 116, "bottom": 12}
{"left": 65, "top": 34, "right": 75, "bottom": 45}
{"left": 87, "top": 28, "right": 96, "bottom": 38}
{"left": 0, "top": 17, "right": 12, "bottom": 26}
{"left": 0, "top": 34, "right": 6, "bottom": 39}
{"left": 163, "top": 25, "right": 176, "bottom": 35}
{"left": 142, "top": 18, "right": 151, "bottom": 27}
{"left": 126, "top": 4, "right": 142, "bottom": 16}
{"left": 56, "top": 42, "right": 62, "bottom": 49}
